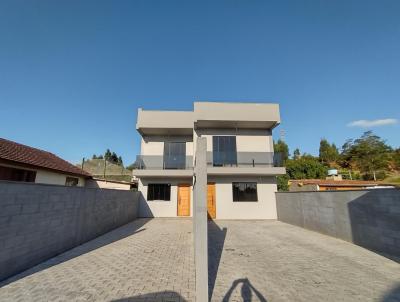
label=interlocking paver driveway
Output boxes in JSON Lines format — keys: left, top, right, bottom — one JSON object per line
{"left": 0, "top": 219, "right": 399, "bottom": 302}
{"left": 0, "top": 219, "right": 195, "bottom": 302}
{"left": 208, "top": 220, "right": 400, "bottom": 302}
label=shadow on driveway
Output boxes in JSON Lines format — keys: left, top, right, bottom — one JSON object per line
{"left": 208, "top": 219, "right": 227, "bottom": 300}
{"left": 111, "top": 291, "right": 188, "bottom": 302}
{"left": 208, "top": 220, "right": 267, "bottom": 302}
{"left": 223, "top": 278, "right": 268, "bottom": 302}
{"left": 1, "top": 218, "right": 150, "bottom": 287}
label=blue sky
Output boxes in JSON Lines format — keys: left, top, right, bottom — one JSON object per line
{"left": 1, "top": 0, "right": 399, "bottom": 165}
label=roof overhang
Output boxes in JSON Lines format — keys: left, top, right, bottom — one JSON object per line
{"left": 0, "top": 158, "right": 92, "bottom": 179}
{"left": 136, "top": 108, "right": 194, "bottom": 136}
{"left": 132, "top": 169, "right": 194, "bottom": 178}
{"left": 194, "top": 102, "right": 281, "bottom": 130}
{"left": 195, "top": 120, "right": 279, "bottom": 129}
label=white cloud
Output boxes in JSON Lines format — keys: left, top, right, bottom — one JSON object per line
{"left": 347, "top": 118, "right": 398, "bottom": 128}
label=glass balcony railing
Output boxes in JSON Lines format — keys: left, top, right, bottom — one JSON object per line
{"left": 206, "top": 152, "right": 283, "bottom": 167}
{"left": 134, "top": 155, "right": 193, "bottom": 170}
{"left": 133, "top": 152, "right": 283, "bottom": 170}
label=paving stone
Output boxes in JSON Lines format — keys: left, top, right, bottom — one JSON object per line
{"left": 0, "top": 219, "right": 399, "bottom": 302}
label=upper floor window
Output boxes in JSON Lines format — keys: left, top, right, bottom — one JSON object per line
{"left": 213, "top": 136, "right": 237, "bottom": 167}
{"left": 0, "top": 166, "right": 36, "bottom": 182}
{"left": 164, "top": 142, "right": 186, "bottom": 169}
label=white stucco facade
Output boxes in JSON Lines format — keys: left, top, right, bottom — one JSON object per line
{"left": 137, "top": 176, "right": 277, "bottom": 219}
{"left": 209, "top": 176, "right": 278, "bottom": 220}
{"left": 194, "top": 128, "right": 273, "bottom": 153}
{"left": 141, "top": 136, "right": 194, "bottom": 156}
{"left": 35, "top": 170, "right": 86, "bottom": 187}
{"left": 138, "top": 178, "right": 193, "bottom": 218}
{"left": 85, "top": 178, "right": 133, "bottom": 190}
{"left": 133, "top": 101, "right": 285, "bottom": 220}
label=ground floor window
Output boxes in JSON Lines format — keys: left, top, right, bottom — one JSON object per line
{"left": 65, "top": 177, "right": 79, "bottom": 186}
{"left": 232, "top": 182, "right": 258, "bottom": 202}
{"left": 147, "top": 183, "right": 171, "bottom": 201}
{"left": 0, "top": 166, "right": 36, "bottom": 182}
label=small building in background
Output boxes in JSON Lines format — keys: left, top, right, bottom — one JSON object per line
{"left": 289, "top": 169, "right": 394, "bottom": 191}
{"left": 289, "top": 179, "right": 393, "bottom": 191}
{"left": 0, "top": 138, "right": 91, "bottom": 186}
{"left": 86, "top": 177, "right": 137, "bottom": 190}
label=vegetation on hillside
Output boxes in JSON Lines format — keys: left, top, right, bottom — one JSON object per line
{"left": 92, "top": 149, "right": 123, "bottom": 166}
{"left": 79, "top": 149, "right": 132, "bottom": 182}
{"left": 275, "top": 131, "right": 398, "bottom": 191}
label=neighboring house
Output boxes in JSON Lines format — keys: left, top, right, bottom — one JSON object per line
{"left": 133, "top": 102, "right": 286, "bottom": 219}
{"left": 0, "top": 138, "right": 91, "bottom": 186}
{"left": 289, "top": 179, "right": 394, "bottom": 191}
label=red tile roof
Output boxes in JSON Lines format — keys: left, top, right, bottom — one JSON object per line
{"left": 290, "top": 179, "right": 381, "bottom": 187}
{"left": 0, "top": 138, "right": 91, "bottom": 178}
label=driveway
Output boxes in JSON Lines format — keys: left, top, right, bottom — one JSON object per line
{"left": 0, "top": 219, "right": 399, "bottom": 302}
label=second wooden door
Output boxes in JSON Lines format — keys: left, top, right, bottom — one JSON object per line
{"left": 207, "top": 183, "right": 216, "bottom": 219}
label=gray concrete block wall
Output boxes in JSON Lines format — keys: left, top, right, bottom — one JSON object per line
{"left": 0, "top": 181, "right": 140, "bottom": 281}
{"left": 276, "top": 189, "right": 400, "bottom": 259}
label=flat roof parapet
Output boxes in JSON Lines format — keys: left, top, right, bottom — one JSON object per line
{"left": 136, "top": 102, "right": 281, "bottom": 135}
{"left": 136, "top": 108, "right": 194, "bottom": 135}
{"left": 194, "top": 102, "right": 280, "bottom": 129}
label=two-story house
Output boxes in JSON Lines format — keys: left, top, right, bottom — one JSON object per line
{"left": 133, "top": 102, "right": 286, "bottom": 219}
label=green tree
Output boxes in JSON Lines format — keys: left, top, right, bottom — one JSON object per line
{"left": 344, "top": 131, "right": 392, "bottom": 181}
{"left": 111, "top": 152, "right": 118, "bottom": 163}
{"left": 126, "top": 162, "right": 136, "bottom": 171}
{"left": 293, "top": 148, "right": 301, "bottom": 160}
{"left": 92, "top": 154, "right": 97, "bottom": 159}
{"left": 274, "top": 139, "right": 289, "bottom": 162}
{"left": 285, "top": 156, "right": 327, "bottom": 179}
{"left": 338, "top": 139, "right": 354, "bottom": 169}
{"left": 104, "top": 149, "right": 112, "bottom": 161}
{"left": 277, "top": 175, "right": 289, "bottom": 191}
{"left": 319, "top": 138, "right": 339, "bottom": 166}
{"left": 117, "top": 156, "right": 123, "bottom": 166}
{"left": 393, "top": 148, "right": 400, "bottom": 170}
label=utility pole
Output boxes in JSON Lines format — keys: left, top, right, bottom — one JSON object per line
{"left": 280, "top": 129, "right": 286, "bottom": 142}
{"left": 193, "top": 137, "right": 208, "bottom": 302}
{"left": 103, "top": 159, "right": 107, "bottom": 180}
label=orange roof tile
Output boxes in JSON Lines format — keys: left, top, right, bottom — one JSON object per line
{"left": 0, "top": 138, "right": 91, "bottom": 178}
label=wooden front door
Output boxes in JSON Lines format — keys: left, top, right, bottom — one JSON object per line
{"left": 207, "top": 183, "right": 216, "bottom": 219}
{"left": 177, "top": 184, "right": 191, "bottom": 216}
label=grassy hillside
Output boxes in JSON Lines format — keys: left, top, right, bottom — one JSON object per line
{"left": 383, "top": 172, "right": 400, "bottom": 185}
{"left": 77, "top": 159, "right": 132, "bottom": 182}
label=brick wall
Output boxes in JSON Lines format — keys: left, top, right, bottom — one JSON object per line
{"left": 0, "top": 181, "right": 140, "bottom": 281}
{"left": 276, "top": 189, "right": 400, "bottom": 260}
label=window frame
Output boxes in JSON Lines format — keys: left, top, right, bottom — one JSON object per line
{"left": 65, "top": 177, "right": 79, "bottom": 187}
{"left": 232, "top": 182, "right": 258, "bottom": 202}
{"left": 212, "top": 136, "right": 237, "bottom": 167}
{"left": 163, "top": 142, "right": 186, "bottom": 169}
{"left": 147, "top": 183, "right": 171, "bottom": 201}
{"left": 0, "top": 165, "right": 36, "bottom": 182}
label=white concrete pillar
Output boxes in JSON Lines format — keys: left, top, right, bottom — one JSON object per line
{"left": 193, "top": 137, "right": 208, "bottom": 301}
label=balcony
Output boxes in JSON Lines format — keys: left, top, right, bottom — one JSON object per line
{"left": 206, "top": 152, "right": 286, "bottom": 176}
{"left": 132, "top": 153, "right": 286, "bottom": 177}
{"left": 132, "top": 155, "right": 193, "bottom": 178}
